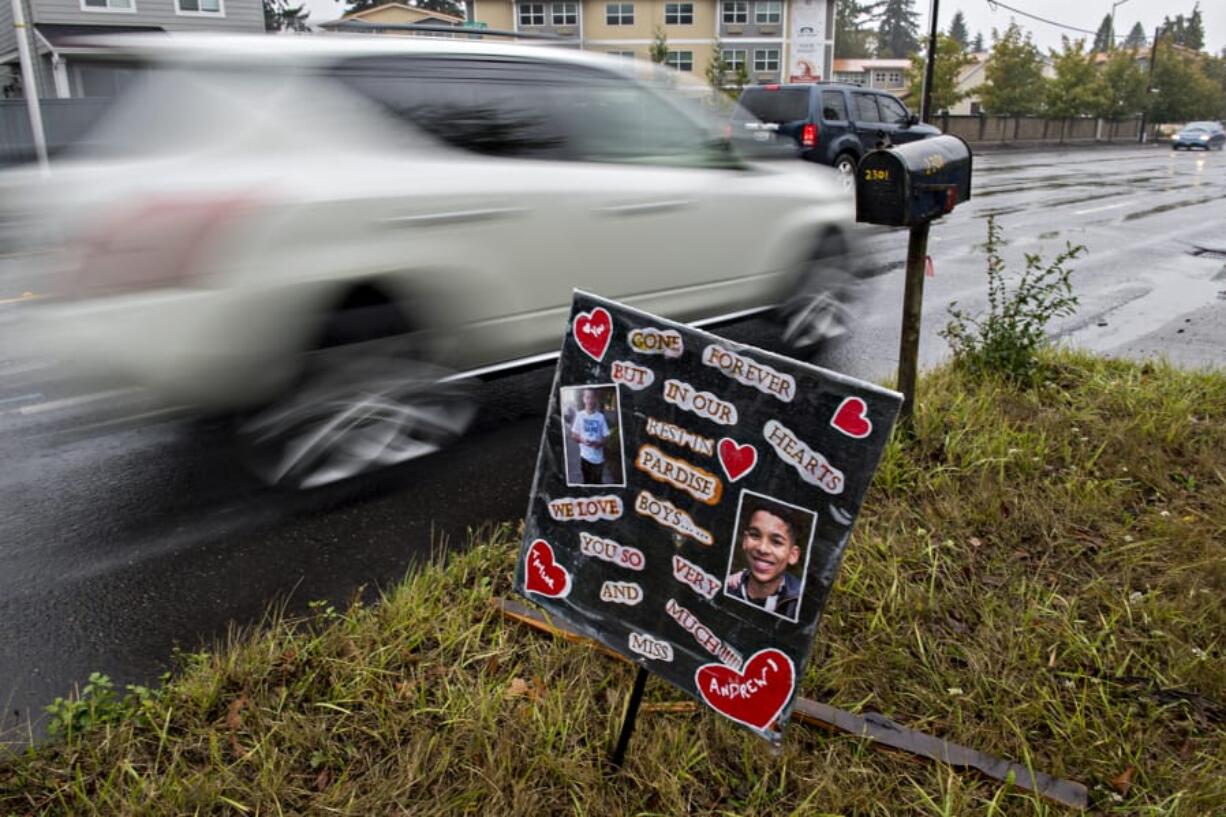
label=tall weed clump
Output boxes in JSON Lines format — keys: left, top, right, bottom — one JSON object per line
{"left": 941, "top": 216, "right": 1084, "bottom": 383}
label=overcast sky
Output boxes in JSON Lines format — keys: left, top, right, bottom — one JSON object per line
{"left": 301, "top": 0, "right": 1225, "bottom": 56}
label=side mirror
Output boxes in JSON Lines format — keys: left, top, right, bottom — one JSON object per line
{"left": 907, "top": 113, "right": 920, "bottom": 126}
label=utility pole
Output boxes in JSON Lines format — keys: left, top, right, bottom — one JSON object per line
{"left": 10, "top": 0, "right": 49, "bottom": 171}
{"left": 1138, "top": 26, "right": 1161, "bottom": 144}
{"left": 919, "top": 0, "right": 940, "bottom": 123}
{"left": 1109, "top": 0, "right": 1130, "bottom": 51}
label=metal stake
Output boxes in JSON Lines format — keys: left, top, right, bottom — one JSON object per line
{"left": 609, "top": 666, "right": 649, "bottom": 769}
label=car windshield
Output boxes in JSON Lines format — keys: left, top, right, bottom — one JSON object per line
{"left": 1182, "top": 125, "right": 1209, "bottom": 133}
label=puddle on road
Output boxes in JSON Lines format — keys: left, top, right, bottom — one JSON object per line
{"left": 1123, "top": 193, "right": 1226, "bottom": 221}
{"left": 1039, "top": 231, "right": 1061, "bottom": 239}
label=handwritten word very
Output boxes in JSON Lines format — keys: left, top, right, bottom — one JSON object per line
{"left": 702, "top": 344, "right": 795, "bottom": 403}
{"left": 600, "top": 580, "right": 643, "bottom": 605}
{"left": 629, "top": 632, "right": 674, "bottom": 662}
{"left": 643, "top": 417, "right": 714, "bottom": 457}
{"left": 635, "top": 444, "right": 723, "bottom": 506}
{"left": 672, "top": 554, "right": 720, "bottom": 599}
{"left": 629, "top": 327, "right": 683, "bottom": 358}
{"left": 763, "top": 419, "right": 844, "bottom": 495}
{"left": 548, "top": 495, "right": 624, "bottom": 522}
{"left": 662, "top": 379, "right": 738, "bottom": 426}
{"left": 579, "top": 532, "right": 645, "bottom": 571}
{"left": 635, "top": 490, "right": 714, "bottom": 545}
{"left": 665, "top": 599, "right": 743, "bottom": 670}
{"left": 610, "top": 360, "right": 654, "bottom": 391}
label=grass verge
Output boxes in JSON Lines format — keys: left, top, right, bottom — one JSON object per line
{"left": 2, "top": 351, "right": 1224, "bottom": 816}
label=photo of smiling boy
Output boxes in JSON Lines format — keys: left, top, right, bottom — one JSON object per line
{"left": 724, "top": 491, "right": 815, "bottom": 622}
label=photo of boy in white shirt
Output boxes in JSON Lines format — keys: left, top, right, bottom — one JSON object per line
{"left": 561, "top": 385, "right": 624, "bottom": 486}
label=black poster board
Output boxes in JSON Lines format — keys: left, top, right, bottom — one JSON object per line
{"left": 516, "top": 292, "right": 902, "bottom": 743}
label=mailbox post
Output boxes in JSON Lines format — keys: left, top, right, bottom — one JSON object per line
{"left": 855, "top": 135, "right": 972, "bottom": 428}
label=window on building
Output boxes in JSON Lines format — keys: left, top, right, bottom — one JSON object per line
{"left": 872, "top": 70, "right": 903, "bottom": 87}
{"left": 753, "top": 48, "right": 779, "bottom": 72}
{"left": 82, "top": 0, "right": 135, "bottom": 11}
{"left": 722, "top": 0, "right": 747, "bottom": 23}
{"left": 552, "top": 2, "right": 577, "bottom": 24}
{"left": 606, "top": 3, "right": 633, "bottom": 24}
{"left": 176, "top": 0, "right": 220, "bottom": 11}
{"left": 853, "top": 92, "right": 880, "bottom": 122}
{"left": 665, "top": 51, "right": 694, "bottom": 71}
{"left": 821, "top": 90, "right": 847, "bottom": 120}
{"left": 519, "top": 3, "right": 545, "bottom": 25}
{"left": 664, "top": 2, "right": 693, "bottom": 24}
{"left": 754, "top": 1, "right": 780, "bottom": 24}
{"left": 722, "top": 49, "right": 746, "bottom": 72}
{"left": 969, "top": 101, "right": 982, "bottom": 115}
{"left": 607, "top": 50, "right": 636, "bottom": 58}
{"left": 834, "top": 71, "right": 864, "bottom": 85}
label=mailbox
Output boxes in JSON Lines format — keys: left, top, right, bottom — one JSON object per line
{"left": 855, "top": 135, "right": 972, "bottom": 227}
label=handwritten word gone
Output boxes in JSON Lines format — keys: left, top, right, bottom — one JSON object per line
{"left": 629, "top": 327, "right": 683, "bottom": 358}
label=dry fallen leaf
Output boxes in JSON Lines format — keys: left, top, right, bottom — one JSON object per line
{"left": 394, "top": 680, "right": 416, "bottom": 700}
{"left": 225, "top": 695, "right": 247, "bottom": 731}
{"left": 506, "top": 677, "right": 532, "bottom": 699}
{"left": 314, "top": 768, "right": 332, "bottom": 792}
{"left": 969, "top": 537, "right": 982, "bottom": 548}
{"left": 1110, "top": 766, "right": 1135, "bottom": 795}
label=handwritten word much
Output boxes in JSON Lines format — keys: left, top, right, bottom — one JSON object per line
{"left": 635, "top": 443, "right": 723, "bottom": 505}
{"left": 644, "top": 416, "right": 714, "bottom": 457}
{"left": 702, "top": 344, "right": 795, "bottom": 402}
{"left": 629, "top": 632, "right": 674, "bottom": 662}
{"left": 635, "top": 489, "right": 714, "bottom": 545}
{"left": 548, "top": 495, "right": 624, "bottom": 522}
{"left": 629, "top": 327, "right": 683, "bottom": 358}
{"left": 763, "top": 419, "right": 844, "bottom": 494}
{"left": 672, "top": 554, "right": 720, "bottom": 599}
{"left": 665, "top": 599, "right": 743, "bottom": 670}
{"left": 579, "top": 532, "right": 645, "bottom": 570}
{"left": 610, "top": 360, "right": 654, "bottom": 391}
{"left": 662, "top": 379, "right": 737, "bottom": 426}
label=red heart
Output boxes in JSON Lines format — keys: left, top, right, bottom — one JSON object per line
{"left": 523, "top": 539, "right": 571, "bottom": 598}
{"left": 695, "top": 649, "right": 795, "bottom": 732}
{"left": 830, "top": 396, "right": 872, "bottom": 439}
{"left": 573, "top": 307, "right": 613, "bottom": 362}
{"left": 717, "top": 438, "right": 757, "bottom": 482}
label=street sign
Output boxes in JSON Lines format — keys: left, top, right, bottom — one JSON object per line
{"left": 516, "top": 292, "right": 901, "bottom": 743}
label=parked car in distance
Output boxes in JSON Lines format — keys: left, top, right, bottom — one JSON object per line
{"left": 8, "top": 34, "right": 861, "bottom": 489}
{"left": 731, "top": 83, "right": 941, "bottom": 188}
{"left": 1171, "top": 121, "right": 1225, "bottom": 151}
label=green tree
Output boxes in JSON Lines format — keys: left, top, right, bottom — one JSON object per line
{"left": 980, "top": 23, "right": 1047, "bottom": 115}
{"left": 706, "top": 41, "right": 735, "bottom": 99}
{"left": 835, "top": 0, "right": 875, "bottom": 59}
{"left": 1149, "top": 36, "right": 1225, "bottom": 121}
{"left": 1185, "top": 3, "right": 1205, "bottom": 51}
{"left": 1092, "top": 15, "right": 1113, "bottom": 53}
{"left": 264, "top": 0, "right": 309, "bottom": 31}
{"left": 972, "top": 31, "right": 985, "bottom": 52}
{"left": 1123, "top": 22, "right": 1147, "bottom": 50}
{"left": 948, "top": 10, "right": 969, "bottom": 50}
{"left": 650, "top": 27, "right": 669, "bottom": 64}
{"left": 907, "top": 34, "right": 974, "bottom": 112}
{"left": 1097, "top": 48, "right": 1148, "bottom": 118}
{"left": 1045, "top": 37, "right": 1107, "bottom": 117}
{"left": 875, "top": 0, "right": 919, "bottom": 58}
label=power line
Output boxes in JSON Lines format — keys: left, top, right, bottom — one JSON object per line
{"left": 985, "top": 0, "right": 1148, "bottom": 43}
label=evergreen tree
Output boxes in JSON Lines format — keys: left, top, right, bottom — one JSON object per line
{"left": 834, "top": 0, "right": 875, "bottom": 59}
{"left": 706, "top": 41, "right": 737, "bottom": 100}
{"left": 1092, "top": 15, "right": 1113, "bottom": 53}
{"left": 264, "top": 0, "right": 308, "bottom": 30}
{"left": 1045, "top": 37, "right": 1107, "bottom": 117}
{"left": 972, "top": 31, "right": 985, "bottom": 52}
{"left": 1162, "top": 14, "right": 1187, "bottom": 47}
{"left": 1123, "top": 22, "right": 1147, "bottom": 50}
{"left": 875, "top": 0, "right": 920, "bottom": 58}
{"left": 979, "top": 23, "right": 1047, "bottom": 115}
{"left": 906, "top": 33, "right": 974, "bottom": 112}
{"left": 1097, "top": 48, "right": 1148, "bottom": 118}
{"left": 1185, "top": 3, "right": 1205, "bottom": 51}
{"left": 948, "top": 10, "right": 969, "bottom": 50}
{"left": 650, "top": 27, "right": 669, "bottom": 64}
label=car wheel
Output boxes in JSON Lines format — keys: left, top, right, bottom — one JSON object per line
{"left": 834, "top": 153, "right": 857, "bottom": 193}
{"left": 237, "top": 295, "right": 476, "bottom": 490}
{"left": 776, "top": 229, "right": 860, "bottom": 355}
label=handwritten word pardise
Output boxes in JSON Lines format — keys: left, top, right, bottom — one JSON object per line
{"left": 702, "top": 344, "right": 795, "bottom": 402}
{"left": 763, "top": 419, "right": 844, "bottom": 494}
{"left": 579, "top": 531, "right": 645, "bottom": 570}
{"left": 672, "top": 554, "right": 720, "bottom": 599}
{"left": 644, "top": 416, "right": 714, "bottom": 457}
{"left": 629, "top": 327, "right": 684, "bottom": 358}
{"left": 548, "top": 495, "right": 625, "bottom": 522}
{"left": 635, "top": 444, "right": 723, "bottom": 506}
{"left": 610, "top": 360, "right": 655, "bottom": 391}
{"left": 629, "top": 632, "right": 674, "bottom": 662}
{"left": 635, "top": 490, "right": 714, "bottom": 545}
{"left": 666, "top": 598, "right": 743, "bottom": 670}
{"left": 662, "top": 379, "right": 738, "bottom": 426}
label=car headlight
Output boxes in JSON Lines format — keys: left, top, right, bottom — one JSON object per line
{"left": 1199, "top": 134, "right": 1210, "bottom": 141}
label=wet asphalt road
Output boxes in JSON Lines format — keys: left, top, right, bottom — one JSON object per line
{"left": 1, "top": 144, "right": 1224, "bottom": 741}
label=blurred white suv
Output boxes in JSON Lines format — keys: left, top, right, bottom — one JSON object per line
{"left": 14, "top": 33, "right": 856, "bottom": 487}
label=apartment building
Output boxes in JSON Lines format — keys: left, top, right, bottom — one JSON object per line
{"left": 468, "top": 0, "right": 834, "bottom": 84}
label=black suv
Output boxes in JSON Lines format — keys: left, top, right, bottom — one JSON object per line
{"left": 732, "top": 83, "right": 941, "bottom": 186}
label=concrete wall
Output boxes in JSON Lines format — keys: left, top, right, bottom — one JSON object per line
{"left": 936, "top": 114, "right": 1145, "bottom": 148}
